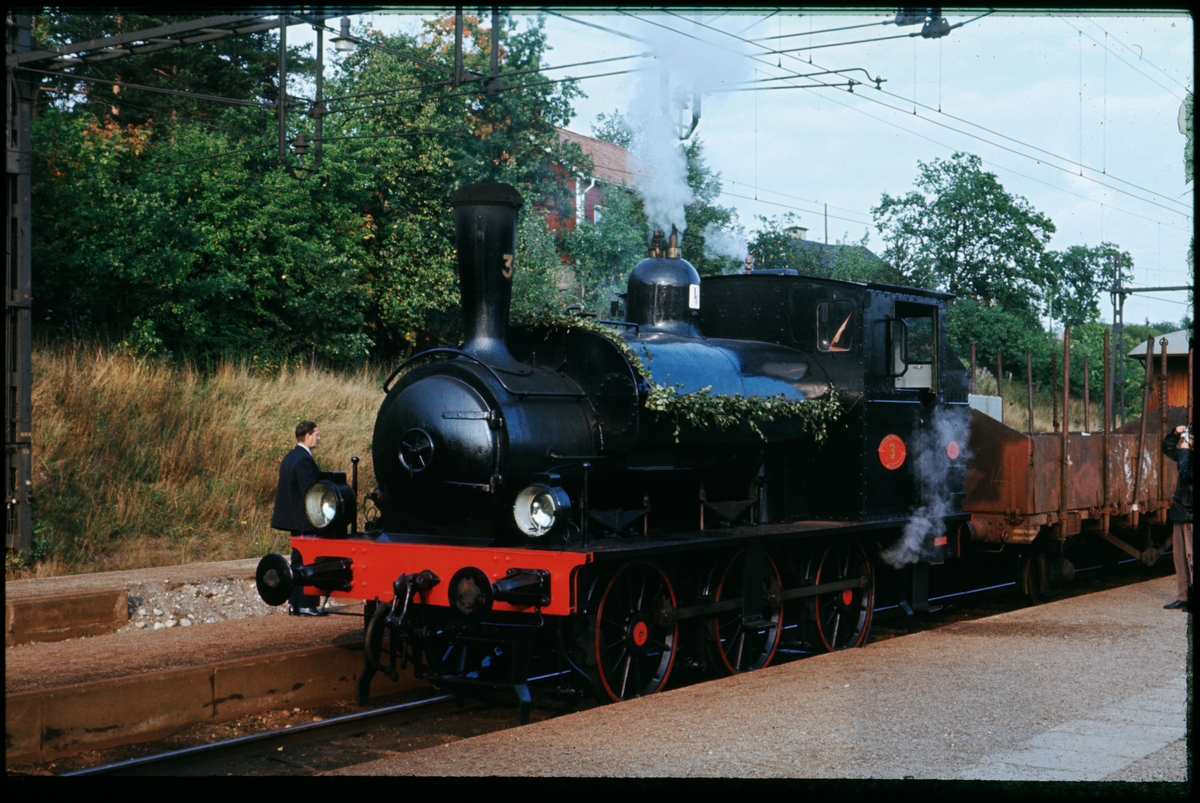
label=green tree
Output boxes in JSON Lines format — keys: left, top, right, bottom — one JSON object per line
{"left": 873, "top": 152, "right": 1056, "bottom": 313}
{"left": 591, "top": 109, "right": 635, "bottom": 149}
{"left": 30, "top": 13, "right": 586, "bottom": 366}
{"left": 31, "top": 13, "right": 305, "bottom": 135}
{"left": 323, "top": 12, "right": 586, "bottom": 356}
{"left": 561, "top": 184, "right": 649, "bottom": 313}
{"left": 511, "top": 209, "right": 567, "bottom": 319}
{"left": 748, "top": 215, "right": 892, "bottom": 283}
{"left": 946, "top": 298, "right": 1056, "bottom": 388}
{"left": 32, "top": 108, "right": 374, "bottom": 367}
{"left": 749, "top": 214, "right": 823, "bottom": 274}
{"left": 1042, "top": 243, "right": 1133, "bottom": 330}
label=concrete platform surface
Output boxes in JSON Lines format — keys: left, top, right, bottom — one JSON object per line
{"left": 331, "top": 576, "right": 1191, "bottom": 780}
{"left": 4, "top": 558, "right": 263, "bottom": 600}
{"left": 6, "top": 559, "right": 265, "bottom": 645}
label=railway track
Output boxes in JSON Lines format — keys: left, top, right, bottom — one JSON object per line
{"left": 19, "top": 553, "right": 1172, "bottom": 777}
{"left": 60, "top": 693, "right": 462, "bottom": 776}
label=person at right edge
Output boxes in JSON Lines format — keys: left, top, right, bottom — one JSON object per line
{"left": 271, "top": 420, "right": 327, "bottom": 616}
{"left": 1162, "top": 424, "right": 1192, "bottom": 611}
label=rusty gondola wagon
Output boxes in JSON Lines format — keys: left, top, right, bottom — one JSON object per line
{"left": 962, "top": 329, "right": 1191, "bottom": 604}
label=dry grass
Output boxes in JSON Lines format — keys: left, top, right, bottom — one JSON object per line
{"left": 973, "top": 368, "right": 1112, "bottom": 434}
{"left": 9, "top": 343, "right": 383, "bottom": 579}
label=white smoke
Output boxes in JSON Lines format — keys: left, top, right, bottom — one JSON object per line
{"left": 624, "top": 21, "right": 749, "bottom": 239}
{"left": 701, "top": 222, "right": 748, "bottom": 267}
{"left": 881, "top": 406, "right": 972, "bottom": 568}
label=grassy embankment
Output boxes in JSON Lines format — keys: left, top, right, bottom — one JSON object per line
{"left": 9, "top": 344, "right": 1119, "bottom": 579}
{"left": 8, "top": 343, "right": 382, "bottom": 579}
{"left": 972, "top": 368, "right": 1110, "bottom": 434}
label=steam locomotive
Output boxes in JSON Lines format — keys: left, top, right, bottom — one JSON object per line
{"left": 256, "top": 181, "right": 975, "bottom": 719}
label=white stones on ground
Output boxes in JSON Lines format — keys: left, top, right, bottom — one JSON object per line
{"left": 180, "top": 618, "right": 192, "bottom": 627}
{"left": 153, "top": 608, "right": 164, "bottom": 616}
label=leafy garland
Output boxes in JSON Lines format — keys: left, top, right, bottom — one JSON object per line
{"left": 516, "top": 312, "right": 844, "bottom": 444}
{"left": 512, "top": 311, "right": 653, "bottom": 381}
{"left": 645, "top": 384, "right": 842, "bottom": 444}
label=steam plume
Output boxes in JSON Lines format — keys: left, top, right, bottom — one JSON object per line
{"left": 624, "top": 19, "right": 748, "bottom": 239}
{"left": 881, "top": 406, "right": 972, "bottom": 568}
{"left": 701, "top": 222, "right": 748, "bottom": 267}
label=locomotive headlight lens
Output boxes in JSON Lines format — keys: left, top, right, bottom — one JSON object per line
{"left": 305, "top": 482, "right": 340, "bottom": 529}
{"left": 514, "top": 484, "right": 571, "bottom": 537}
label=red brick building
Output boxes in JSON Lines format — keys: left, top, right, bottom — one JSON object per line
{"left": 551, "top": 128, "right": 647, "bottom": 232}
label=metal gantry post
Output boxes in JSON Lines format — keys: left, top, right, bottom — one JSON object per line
{"left": 6, "top": 14, "right": 34, "bottom": 556}
{"left": 1111, "top": 253, "right": 1125, "bottom": 428}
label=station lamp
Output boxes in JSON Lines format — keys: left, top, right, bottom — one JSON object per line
{"left": 332, "top": 17, "right": 356, "bottom": 52}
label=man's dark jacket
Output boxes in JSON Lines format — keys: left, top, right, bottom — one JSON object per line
{"left": 1162, "top": 430, "right": 1193, "bottom": 523}
{"left": 271, "top": 445, "right": 319, "bottom": 533}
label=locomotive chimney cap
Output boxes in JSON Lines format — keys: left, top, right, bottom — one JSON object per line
{"left": 450, "top": 181, "right": 524, "bottom": 209}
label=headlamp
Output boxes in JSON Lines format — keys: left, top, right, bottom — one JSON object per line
{"left": 305, "top": 479, "right": 356, "bottom": 535}
{"left": 514, "top": 483, "right": 571, "bottom": 538}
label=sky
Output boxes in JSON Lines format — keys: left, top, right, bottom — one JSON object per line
{"left": 295, "top": 8, "right": 1193, "bottom": 330}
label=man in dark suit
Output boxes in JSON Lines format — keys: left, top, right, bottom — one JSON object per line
{"left": 271, "top": 420, "right": 325, "bottom": 615}
{"left": 1162, "top": 424, "right": 1192, "bottom": 611}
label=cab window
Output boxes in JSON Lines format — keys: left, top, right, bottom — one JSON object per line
{"left": 891, "top": 305, "right": 937, "bottom": 390}
{"left": 904, "top": 316, "right": 933, "bottom": 363}
{"left": 817, "top": 301, "right": 855, "bottom": 352}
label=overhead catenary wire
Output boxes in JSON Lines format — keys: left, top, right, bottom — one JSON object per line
{"left": 720, "top": 188, "right": 873, "bottom": 227}
{"left": 318, "top": 51, "right": 649, "bottom": 106}
{"left": 1084, "top": 15, "right": 1192, "bottom": 95}
{"left": 642, "top": 11, "right": 1192, "bottom": 221}
{"left": 61, "top": 93, "right": 261, "bottom": 140}
{"left": 1062, "top": 13, "right": 1191, "bottom": 100}
{"left": 29, "top": 10, "right": 1193, "bottom": 251}
{"left": 154, "top": 141, "right": 278, "bottom": 170}
{"left": 19, "top": 66, "right": 277, "bottom": 108}
{"left": 325, "top": 67, "right": 646, "bottom": 117}
{"left": 143, "top": 63, "right": 643, "bottom": 170}
{"left": 750, "top": 18, "right": 894, "bottom": 42}
{"left": 648, "top": 13, "right": 1191, "bottom": 236}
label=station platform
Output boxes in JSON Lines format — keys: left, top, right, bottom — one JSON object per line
{"left": 331, "top": 576, "right": 1191, "bottom": 781}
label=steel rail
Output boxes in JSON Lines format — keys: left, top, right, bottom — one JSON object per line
{"left": 60, "top": 692, "right": 457, "bottom": 777}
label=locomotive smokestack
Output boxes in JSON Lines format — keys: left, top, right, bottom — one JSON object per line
{"left": 666, "top": 225, "right": 681, "bottom": 259}
{"left": 449, "top": 182, "right": 525, "bottom": 371}
{"left": 649, "top": 230, "right": 664, "bottom": 258}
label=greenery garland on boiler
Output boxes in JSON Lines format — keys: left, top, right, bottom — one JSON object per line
{"left": 515, "top": 312, "right": 843, "bottom": 444}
